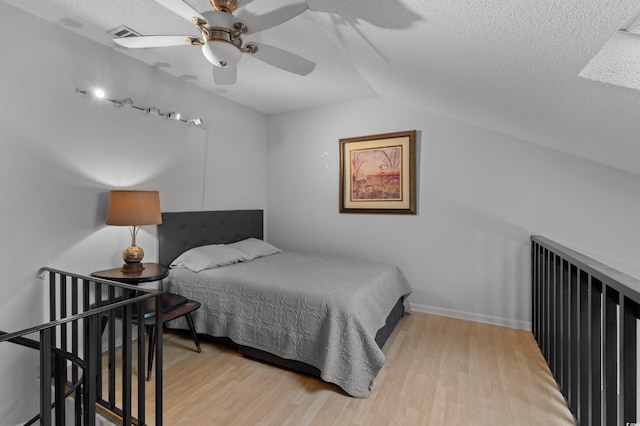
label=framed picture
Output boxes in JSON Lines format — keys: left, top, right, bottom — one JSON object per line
{"left": 339, "top": 130, "right": 417, "bottom": 214}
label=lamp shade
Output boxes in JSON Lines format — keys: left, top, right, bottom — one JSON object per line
{"left": 106, "top": 190, "right": 162, "bottom": 226}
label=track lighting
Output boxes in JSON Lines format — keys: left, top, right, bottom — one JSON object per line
{"left": 75, "top": 88, "right": 203, "bottom": 127}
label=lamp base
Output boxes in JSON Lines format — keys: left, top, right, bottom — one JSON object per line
{"left": 121, "top": 245, "right": 145, "bottom": 273}
{"left": 120, "top": 262, "right": 145, "bottom": 273}
{"left": 120, "top": 263, "right": 144, "bottom": 274}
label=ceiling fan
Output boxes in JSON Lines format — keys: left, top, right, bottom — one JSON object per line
{"left": 113, "top": 0, "right": 315, "bottom": 85}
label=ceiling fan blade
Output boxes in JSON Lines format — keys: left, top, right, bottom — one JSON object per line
{"left": 250, "top": 43, "right": 315, "bottom": 75}
{"left": 235, "top": 0, "right": 308, "bottom": 35}
{"left": 212, "top": 65, "right": 238, "bottom": 85}
{"left": 113, "top": 35, "right": 192, "bottom": 48}
{"left": 154, "top": 0, "right": 205, "bottom": 23}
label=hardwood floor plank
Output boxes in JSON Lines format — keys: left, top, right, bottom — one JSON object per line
{"left": 107, "top": 312, "right": 575, "bottom": 425}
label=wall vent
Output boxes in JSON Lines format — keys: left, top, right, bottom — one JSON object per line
{"left": 108, "top": 25, "right": 141, "bottom": 38}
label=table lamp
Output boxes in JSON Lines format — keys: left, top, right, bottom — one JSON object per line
{"left": 106, "top": 190, "right": 162, "bottom": 272}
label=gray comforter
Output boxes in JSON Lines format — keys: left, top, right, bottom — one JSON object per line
{"left": 163, "top": 252, "right": 412, "bottom": 397}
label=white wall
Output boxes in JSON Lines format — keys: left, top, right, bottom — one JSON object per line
{"left": 266, "top": 97, "right": 640, "bottom": 330}
{"left": 0, "top": 2, "right": 266, "bottom": 423}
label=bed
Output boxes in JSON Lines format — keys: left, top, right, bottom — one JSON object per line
{"left": 157, "top": 210, "right": 412, "bottom": 397}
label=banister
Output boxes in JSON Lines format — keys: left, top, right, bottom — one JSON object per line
{"left": 532, "top": 235, "right": 640, "bottom": 300}
{"left": 0, "top": 331, "right": 86, "bottom": 368}
{"left": 0, "top": 292, "right": 162, "bottom": 344}
{"left": 531, "top": 235, "right": 639, "bottom": 425}
{"left": 1, "top": 267, "right": 165, "bottom": 425}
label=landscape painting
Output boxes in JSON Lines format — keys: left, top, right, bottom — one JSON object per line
{"left": 339, "top": 130, "right": 417, "bottom": 214}
{"left": 350, "top": 146, "right": 403, "bottom": 201}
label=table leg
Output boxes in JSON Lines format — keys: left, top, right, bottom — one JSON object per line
{"left": 185, "top": 313, "right": 201, "bottom": 353}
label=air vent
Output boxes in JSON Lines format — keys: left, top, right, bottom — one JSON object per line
{"left": 108, "top": 25, "right": 141, "bottom": 38}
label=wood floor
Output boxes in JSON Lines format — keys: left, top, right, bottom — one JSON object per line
{"left": 110, "top": 312, "right": 576, "bottom": 425}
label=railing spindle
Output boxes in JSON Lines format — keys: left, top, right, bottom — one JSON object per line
{"left": 561, "top": 259, "right": 570, "bottom": 396}
{"left": 578, "top": 269, "right": 589, "bottom": 423}
{"left": 622, "top": 297, "right": 637, "bottom": 423}
{"left": 588, "top": 277, "right": 602, "bottom": 426}
{"left": 39, "top": 328, "right": 52, "bottom": 426}
{"left": 569, "top": 264, "right": 578, "bottom": 414}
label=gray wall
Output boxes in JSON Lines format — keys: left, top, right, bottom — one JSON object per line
{"left": 266, "top": 97, "right": 640, "bottom": 329}
{"left": 0, "top": 3, "right": 267, "bottom": 423}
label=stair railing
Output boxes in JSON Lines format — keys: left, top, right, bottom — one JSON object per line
{"left": 532, "top": 235, "right": 640, "bottom": 425}
{"left": 0, "top": 267, "right": 165, "bottom": 425}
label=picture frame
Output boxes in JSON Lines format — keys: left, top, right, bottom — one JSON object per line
{"left": 339, "top": 130, "right": 417, "bottom": 214}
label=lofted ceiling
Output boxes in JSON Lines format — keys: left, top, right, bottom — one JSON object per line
{"left": 5, "top": 0, "right": 640, "bottom": 175}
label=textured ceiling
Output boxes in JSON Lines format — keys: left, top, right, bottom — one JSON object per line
{"left": 5, "top": 0, "right": 640, "bottom": 175}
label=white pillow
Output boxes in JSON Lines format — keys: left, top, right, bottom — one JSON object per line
{"left": 227, "top": 238, "right": 282, "bottom": 261}
{"left": 170, "top": 244, "right": 249, "bottom": 272}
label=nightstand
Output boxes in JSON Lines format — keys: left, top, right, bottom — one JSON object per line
{"left": 91, "top": 262, "right": 170, "bottom": 285}
{"left": 91, "top": 263, "right": 201, "bottom": 380}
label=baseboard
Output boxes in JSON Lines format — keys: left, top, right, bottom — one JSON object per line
{"left": 410, "top": 303, "right": 531, "bottom": 331}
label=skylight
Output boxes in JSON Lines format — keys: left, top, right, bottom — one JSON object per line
{"left": 578, "top": 6, "right": 640, "bottom": 91}
{"left": 619, "top": 7, "right": 640, "bottom": 35}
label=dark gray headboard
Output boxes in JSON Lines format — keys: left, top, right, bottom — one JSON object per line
{"left": 157, "top": 210, "right": 264, "bottom": 267}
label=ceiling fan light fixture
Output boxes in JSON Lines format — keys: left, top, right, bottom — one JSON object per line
{"left": 202, "top": 41, "right": 242, "bottom": 67}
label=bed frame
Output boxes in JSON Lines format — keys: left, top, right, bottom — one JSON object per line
{"left": 157, "top": 210, "right": 404, "bottom": 381}
{"left": 158, "top": 210, "right": 264, "bottom": 267}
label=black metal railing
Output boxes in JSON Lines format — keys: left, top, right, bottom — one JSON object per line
{"left": 0, "top": 267, "right": 165, "bottom": 425}
{"left": 532, "top": 235, "right": 640, "bottom": 425}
